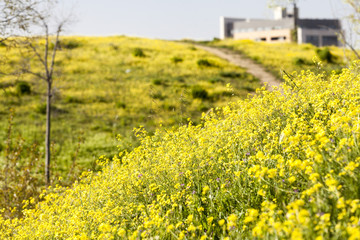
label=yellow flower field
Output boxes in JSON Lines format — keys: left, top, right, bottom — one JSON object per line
{"left": 2, "top": 60, "right": 360, "bottom": 239}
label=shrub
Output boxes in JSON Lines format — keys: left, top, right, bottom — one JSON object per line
{"left": 35, "top": 103, "right": 46, "bottom": 114}
{"left": 251, "top": 56, "right": 260, "bottom": 63}
{"left": 197, "top": 59, "right": 213, "bottom": 67}
{"left": 59, "top": 39, "right": 82, "bottom": 49}
{"left": 64, "top": 96, "right": 83, "bottom": 104}
{"left": 198, "top": 103, "right": 209, "bottom": 112}
{"left": 116, "top": 101, "right": 126, "bottom": 109}
{"left": 132, "top": 48, "right": 146, "bottom": 57}
{"left": 191, "top": 86, "right": 209, "bottom": 99}
{"left": 15, "top": 81, "right": 31, "bottom": 95}
{"left": 174, "top": 76, "right": 185, "bottom": 82}
{"left": 293, "top": 57, "right": 307, "bottom": 66}
{"left": 212, "top": 37, "right": 220, "bottom": 42}
{"left": 221, "top": 90, "right": 235, "bottom": 97}
{"left": 208, "top": 78, "right": 223, "bottom": 84}
{"left": 170, "top": 56, "right": 183, "bottom": 64}
{"left": 0, "top": 111, "right": 43, "bottom": 219}
{"left": 242, "top": 86, "right": 256, "bottom": 92}
{"left": 152, "top": 79, "right": 163, "bottom": 85}
{"left": 212, "top": 90, "right": 235, "bottom": 100}
{"left": 150, "top": 92, "right": 166, "bottom": 100}
{"left": 220, "top": 71, "right": 243, "bottom": 78}
{"left": 110, "top": 44, "right": 119, "bottom": 51}
{"left": 316, "top": 47, "right": 333, "bottom": 63}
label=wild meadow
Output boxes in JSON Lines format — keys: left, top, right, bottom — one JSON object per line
{"left": 0, "top": 36, "right": 259, "bottom": 166}
{"left": 2, "top": 58, "right": 360, "bottom": 239}
{"left": 209, "top": 39, "right": 353, "bottom": 79}
{"left": 0, "top": 36, "right": 260, "bottom": 217}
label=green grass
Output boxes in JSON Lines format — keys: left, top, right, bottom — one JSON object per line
{"left": 0, "top": 36, "right": 260, "bottom": 177}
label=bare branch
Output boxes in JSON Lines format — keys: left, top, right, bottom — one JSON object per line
{"left": 21, "top": 68, "right": 46, "bottom": 80}
{"left": 337, "top": 30, "right": 360, "bottom": 59}
{"left": 43, "top": 22, "right": 49, "bottom": 80}
{"left": 49, "top": 22, "right": 63, "bottom": 79}
{"left": 27, "top": 41, "right": 47, "bottom": 67}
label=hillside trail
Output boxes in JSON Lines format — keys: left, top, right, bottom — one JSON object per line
{"left": 195, "top": 45, "right": 282, "bottom": 90}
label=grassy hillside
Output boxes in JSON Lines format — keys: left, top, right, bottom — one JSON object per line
{"left": 0, "top": 36, "right": 260, "bottom": 173}
{"left": 2, "top": 62, "right": 360, "bottom": 239}
{"left": 209, "top": 39, "right": 354, "bottom": 79}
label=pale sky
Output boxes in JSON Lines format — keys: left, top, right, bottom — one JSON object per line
{"left": 61, "top": 0, "right": 351, "bottom": 40}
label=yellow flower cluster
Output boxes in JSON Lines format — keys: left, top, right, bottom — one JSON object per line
{"left": 2, "top": 62, "right": 360, "bottom": 239}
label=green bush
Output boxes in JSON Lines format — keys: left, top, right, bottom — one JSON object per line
{"left": 170, "top": 56, "right": 183, "bottom": 64}
{"left": 35, "top": 103, "right": 47, "bottom": 114}
{"left": 208, "top": 78, "right": 223, "bottom": 84}
{"left": 220, "top": 71, "right": 243, "bottom": 78}
{"left": 242, "top": 86, "right": 256, "bottom": 92}
{"left": 197, "top": 59, "right": 213, "bottom": 67}
{"left": 191, "top": 86, "right": 209, "bottom": 99}
{"left": 150, "top": 92, "right": 166, "bottom": 100}
{"left": 16, "top": 81, "right": 31, "bottom": 95}
{"left": 116, "top": 101, "right": 126, "bottom": 109}
{"left": 110, "top": 44, "right": 119, "bottom": 51}
{"left": 198, "top": 103, "right": 210, "bottom": 112}
{"left": 132, "top": 48, "right": 146, "bottom": 57}
{"left": 316, "top": 47, "right": 333, "bottom": 63}
{"left": 212, "top": 37, "right": 220, "bottom": 42}
{"left": 64, "top": 96, "right": 83, "bottom": 104}
{"left": 59, "top": 39, "right": 82, "bottom": 49}
{"left": 174, "top": 76, "right": 185, "bottom": 82}
{"left": 152, "top": 79, "right": 163, "bottom": 86}
{"left": 293, "top": 57, "right": 308, "bottom": 66}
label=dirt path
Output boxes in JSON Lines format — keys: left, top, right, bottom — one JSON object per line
{"left": 196, "top": 45, "right": 281, "bottom": 90}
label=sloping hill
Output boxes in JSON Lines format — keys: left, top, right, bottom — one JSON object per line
{"left": 209, "top": 39, "right": 353, "bottom": 79}
{"left": 196, "top": 44, "right": 281, "bottom": 90}
{"left": 0, "top": 36, "right": 260, "bottom": 173}
{"left": 2, "top": 62, "right": 360, "bottom": 239}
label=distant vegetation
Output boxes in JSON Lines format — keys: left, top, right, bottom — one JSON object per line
{"left": 132, "top": 47, "right": 146, "bottom": 57}
{"left": 209, "top": 39, "right": 353, "bottom": 78}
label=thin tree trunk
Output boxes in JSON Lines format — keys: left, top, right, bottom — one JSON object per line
{"left": 45, "top": 80, "right": 51, "bottom": 185}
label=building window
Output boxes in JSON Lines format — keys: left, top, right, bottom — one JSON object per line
{"left": 270, "top": 36, "right": 286, "bottom": 41}
{"left": 255, "top": 37, "right": 267, "bottom": 42}
{"left": 322, "top": 36, "right": 338, "bottom": 46}
{"left": 226, "top": 23, "right": 234, "bottom": 37}
{"left": 305, "top": 35, "right": 320, "bottom": 46}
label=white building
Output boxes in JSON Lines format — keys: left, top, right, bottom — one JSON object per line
{"left": 220, "top": 6, "right": 341, "bottom": 47}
